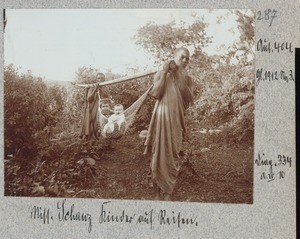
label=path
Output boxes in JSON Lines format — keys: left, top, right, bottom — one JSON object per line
{"left": 75, "top": 133, "right": 253, "bottom": 203}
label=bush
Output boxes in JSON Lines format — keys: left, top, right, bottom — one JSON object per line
{"left": 4, "top": 65, "right": 63, "bottom": 156}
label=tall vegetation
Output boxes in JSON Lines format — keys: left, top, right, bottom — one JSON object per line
{"left": 134, "top": 10, "right": 255, "bottom": 144}
{"left": 4, "top": 10, "right": 255, "bottom": 197}
{"left": 4, "top": 65, "right": 66, "bottom": 156}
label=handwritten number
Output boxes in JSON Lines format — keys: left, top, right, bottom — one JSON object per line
{"left": 257, "top": 11, "right": 263, "bottom": 20}
{"left": 257, "top": 69, "right": 294, "bottom": 85}
{"left": 278, "top": 171, "right": 285, "bottom": 179}
{"left": 264, "top": 9, "right": 270, "bottom": 20}
{"left": 257, "top": 9, "right": 277, "bottom": 27}
{"left": 282, "top": 155, "right": 286, "bottom": 165}
{"left": 278, "top": 155, "right": 292, "bottom": 167}
{"left": 270, "top": 10, "right": 278, "bottom": 27}
{"left": 278, "top": 155, "right": 282, "bottom": 166}
{"left": 287, "top": 157, "right": 292, "bottom": 167}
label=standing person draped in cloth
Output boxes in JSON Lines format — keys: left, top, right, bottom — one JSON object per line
{"left": 80, "top": 73, "right": 106, "bottom": 140}
{"left": 144, "top": 48, "right": 193, "bottom": 200}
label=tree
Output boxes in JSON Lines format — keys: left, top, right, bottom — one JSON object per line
{"left": 134, "top": 11, "right": 255, "bottom": 144}
{"left": 226, "top": 10, "right": 255, "bottom": 66}
{"left": 4, "top": 65, "right": 56, "bottom": 156}
{"left": 134, "top": 19, "right": 211, "bottom": 62}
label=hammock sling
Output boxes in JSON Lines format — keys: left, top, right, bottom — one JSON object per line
{"left": 97, "top": 87, "right": 152, "bottom": 139}
{"left": 76, "top": 69, "right": 157, "bottom": 139}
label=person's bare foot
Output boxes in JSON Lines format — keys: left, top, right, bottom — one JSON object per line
{"left": 153, "top": 183, "right": 161, "bottom": 200}
{"left": 164, "top": 193, "right": 172, "bottom": 201}
{"left": 154, "top": 192, "right": 160, "bottom": 200}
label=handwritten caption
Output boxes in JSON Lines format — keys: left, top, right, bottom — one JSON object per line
{"left": 256, "top": 39, "right": 293, "bottom": 54}
{"left": 255, "top": 9, "right": 295, "bottom": 86}
{"left": 256, "top": 68, "right": 294, "bottom": 86}
{"left": 29, "top": 199, "right": 199, "bottom": 233}
{"left": 256, "top": 9, "right": 278, "bottom": 27}
{"left": 255, "top": 153, "right": 292, "bottom": 182}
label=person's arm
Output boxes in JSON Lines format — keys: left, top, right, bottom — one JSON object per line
{"left": 149, "top": 61, "right": 175, "bottom": 99}
{"left": 149, "top": 71, "right": 165, "bottom": 99}
{"left": 87, "top": 86, "right": 99, "bottom": 102}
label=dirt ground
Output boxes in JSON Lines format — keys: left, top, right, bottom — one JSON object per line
{"left": 89, "top": 134, "right": 253, "bottom": 204}
{"left": 4, "top": 131, "right": 253, "bottom": 204}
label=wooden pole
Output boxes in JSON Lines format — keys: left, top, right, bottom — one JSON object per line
{"left": 73, "top": 69, "right": 157, "bottom": 88}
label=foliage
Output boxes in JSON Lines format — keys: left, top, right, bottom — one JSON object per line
{"left": 135, "top": 19, "right": 211, "bottom": 62}
{"left": 227, "top": 10, "right": 255, "bottom": 65}
{"left": 134, "top": 10, "right": 255, "bottom": 145}
{"left": 4, "top": 10, "right": 255, "bottom": 199}
{"left": 4, "top": 136, "right": 109, "bottom": 197}
{"left": 74, "top": 66, "right": 104, "bottom": 84}
{"left": 59, "top": 66, "right": 106, "bottom": 134}
{"left": 4, "top": 65, "right": 62, "bottom": 156}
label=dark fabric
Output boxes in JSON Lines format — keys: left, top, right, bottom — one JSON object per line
{"left": 144, "top": 69, "right": 193, "bottom": 194}
{"left": 80, "top": 87, "right": 99, "bottom": 140}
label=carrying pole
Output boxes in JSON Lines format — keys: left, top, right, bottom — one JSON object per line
{"left": 73, "top": 69, "right": 157, "bottom": 88}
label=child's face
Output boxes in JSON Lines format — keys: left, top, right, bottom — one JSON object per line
{"left": 101, "top": 104, "right": 110, "bottom": 111}
{"left": 114, "top": 106, "right": 124, "bottom": 115}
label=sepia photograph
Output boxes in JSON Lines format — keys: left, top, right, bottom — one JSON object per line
{"left": 3, "top": 9, "right": 255, "bottom": 203}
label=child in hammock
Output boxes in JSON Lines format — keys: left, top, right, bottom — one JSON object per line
{"left": 103, "top": 104, "right": 126, "bottom": 137}
{"left": 100, "top": 101, "right": 113, "bottom": 118}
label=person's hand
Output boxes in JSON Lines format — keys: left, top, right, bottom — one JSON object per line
{"left": 169, "top": 60, "right": 177, "bottom": 70}
{"left": 163, "top": 60, "right": 177, "bottom": 72}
